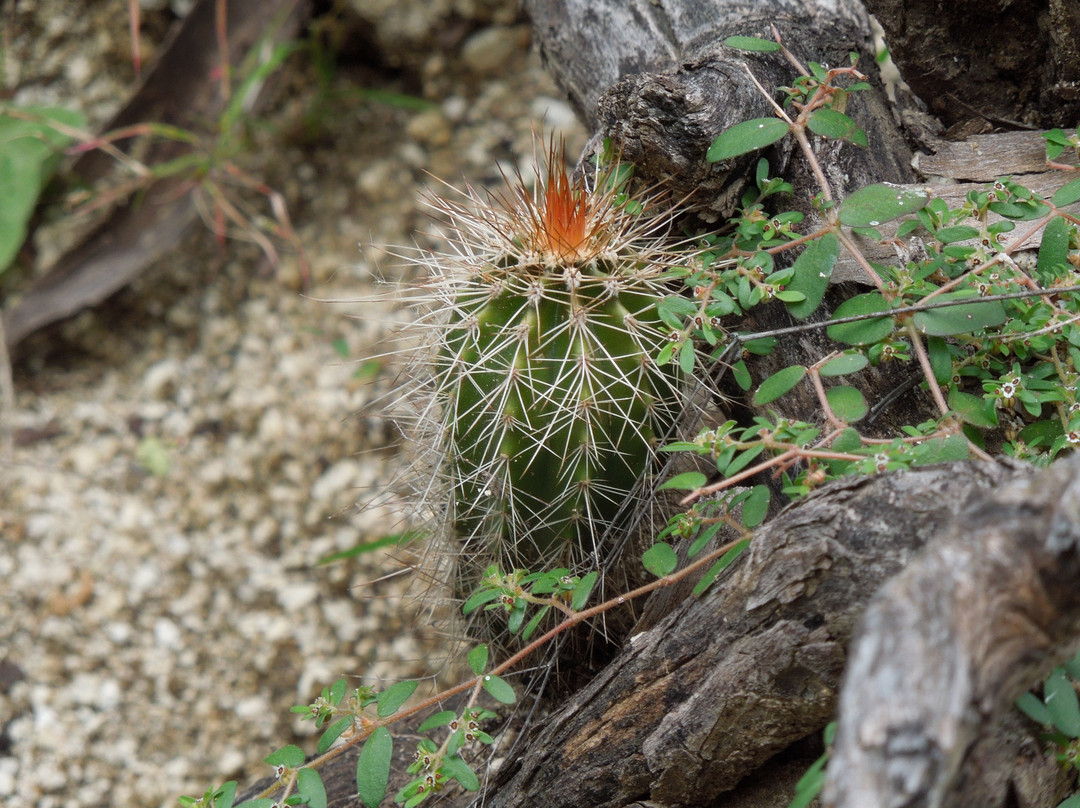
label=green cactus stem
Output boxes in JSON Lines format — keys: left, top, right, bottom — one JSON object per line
{"left": 403, "top": 140, "right": 701, "bottom": 579}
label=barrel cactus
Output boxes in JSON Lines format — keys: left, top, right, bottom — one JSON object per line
{"left": 396, "top": 140, "right": 698, "bottom": 586}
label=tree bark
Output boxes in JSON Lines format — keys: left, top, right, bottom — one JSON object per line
{"left": 864, "top": 0, "right": 1080, "bottom": 133}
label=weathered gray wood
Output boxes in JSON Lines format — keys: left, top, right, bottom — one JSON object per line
{"left": 237, "top": 460, "right": 1070, "bottom": 808}
{"left": 470, "top": 460, "right": 1065, "bottom": 808}
{"left": 528, "top": 0, "right": 914, "bottom": 218}
{"left": 826, "top": 454, "right": 1080, "bottom": 808}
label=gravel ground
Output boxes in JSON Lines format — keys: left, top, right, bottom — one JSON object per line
{"left": 1, "top": 2, "right": 586, "bottom": 806}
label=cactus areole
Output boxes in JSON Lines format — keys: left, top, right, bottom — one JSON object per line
{"left": 414, "top": 141, "right": 696, "bottom": 575}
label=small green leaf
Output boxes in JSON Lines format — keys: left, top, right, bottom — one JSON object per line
{"left": 679, "top": 337, "right": 696, "bottom": 374}
{"left": 839, "top": 183, "right": 928, "bottom": 228}
{"left": 329, "top": 678, "right": 347, "bottom": 705}
{"left": 467, "top": 644, "right": 489, "bottom": 675}
{"left": 317, "top": 716, "right": 353, "bottom": 754}
{"left": 707, "top": 118, "right": 791, "bottom": 163}
{"left": 1045, "top": 668, "right": 1080, "bottom": 738}
{"left": 785, "top": 232, "right": 839, "bottom": 319}
{"left": 775, "top": 289, "right": 806, "bottom": 303}
{"left": 949, "top": 389, "right": 998, "bottom": 428}
{"left": 659, "top": 471, "right": 708, "bottom": 491}
{"left": 212, "top": 782, "right": 237, "bottom": 808}
{"left": 357, "top": 727, "right": 392, "bottom": 808}
{"left": 826, "top": 293, "right": 893, "bottom": 345}
{"left": 692, "top": 539, "right": 750, "bottom": 596}
{"left": 807, "top": 108, "right": 867, "bottom": 147}
{"left": 732, "top": 360, "right": 752, "bottom": 390}
{"left": 826, "top": 385, "right": 868, "bottom": 421}
{"left": 832, "top": 427, "right": 862, "bottom": 454}
{"left": 571, "top": 571, "right": 598, "bottom": 611}
{"left": 265, "top": 745, "right": 305, "bottom": 769}
{"left": 927, "top": 337, "right": 952, "bottom": 383}
{"left": 482, "top": 675, "right": 517, "bottom": 704}
{"left": 1037, "top": 216, "right": 1071, "bottom": 281}
{"left": 234, "top": 800, "right": 276, "bottom": 808}
{"left": 933, "top": 225, "right": 979, "bottom": 244}
{"left": 441, "top": 755, "right": 480, "bottom": 791}
{"left": 819, "top": 352, "right": 869, "bottom": 377}
{"left": 297, "top": 768, "right": 327, "bottom": 808}
{"left": 723, "top": 35, "right": 781, "bottom": 52}
{"left": 521, "top": 604, "right": 550, "bottom": 641}
{"left": 642, "top": 542, "right": 679, "bottom": 577}
{"left": 752, "top": 365, "right": 806, "bottom": 405}
{"left": 741, "top": 485, "right": 770, "bottom": 528}
{"left": 1051, "top": 176, "right": 1080, "bottom": 207}
{"left": 417, "top": 710, "right": 458, "bottom": 733}
{"left": 507, "top": 603, "right": 526, "bottom": 633}
{"left": 462, "top": 587, "right": 503, "bottom": 615}
{"left": 1065, "top": 648, "right": 1080, "bottom": 680}
{"left": 913, "top": 299, "right": 1007, "bottom": 336}
{"left": 723, "top": 443, "right": 766, "bottom": 477}
{"left": 376, "top": 680, "right": 418, "bottom": 718}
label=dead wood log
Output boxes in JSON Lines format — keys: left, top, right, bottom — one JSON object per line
{"left": 237, "top": 459, "right": 1069, "bottom": 808}
{"left": 826, "top": 453, "right": 1080, "bottom": 808}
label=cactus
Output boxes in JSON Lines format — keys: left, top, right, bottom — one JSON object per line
{"left": 397, "top": 140, "right": 698, "bottom": 585}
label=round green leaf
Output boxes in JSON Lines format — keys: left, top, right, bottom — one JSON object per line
{"left": 642, "top": 542, "right": 679, "bottom": 577}
{"left": 839, "top": 183, "right": 928, "bottom": 228}
{"left": 441, "top": 755, "right": 480, "bottom": 791}
{"left": 819, "top": 352, "right": 869, "bottom": 377}
{"left": 1051, "top": 176, "right": 1080, "bottom": 207}
{"left": 1045, "top": 668, "right": 1080, "bottom": 738}
{"left": 826, "top": 385, "right": 868, "bottom": 421}
{"left": 467, "top": 644, "right": 488, "bottom": 675}
{"left": 417, "top": 710, "right": 457, "bottom": 733}
{"left": 707, "top": 118, "right": 791, "bottom": 163}
{"left": 913, "top": 300, "right": 1007, "bottom": 336}
{"left": 752, "top": 365, "right": 806, "bottom": 405}
{"left": 741, "top": 485, "right": 770, "bottom": 528}
{"left": 357, "top": 727, "right": 392, "bottom": 808}
{"left": 785, "top": 232, "right": 839, "bottom": 319}
{"left": 807, "top": 108, "right": 867, "bottom": 147}
{"left": 297, "top": 768, "right": 327, "bottom": 808}
{"left": 723, "top": 35, "right": 781, "bottom": 52}
{"left": 212, "top": 782, "right": 237, "bottom": 808}
{"left": 264, "top": 745, "right": 305, "bottom": 769}
{"left": 826, "top": 293, "right": 893, "bottom": 345}
{"left": 948, "top": 389, "right": 998, "bottom": 428}
{"left": 1016, "top": 691, "right": 1054, "bottom": 725}
{"left": 482, "top": 674, "right": 517, "bottom": 704}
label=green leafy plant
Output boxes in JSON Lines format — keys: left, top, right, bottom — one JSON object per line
{"left": 0, "top": 106, "right": 86, "bottom": 275}
{"left": 1, "top": 15, "right": 312, "bottom": 287}
{"left": 183, "top": 30, "right": 1080, "bottom": 808}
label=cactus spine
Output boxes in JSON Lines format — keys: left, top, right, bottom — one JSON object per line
{"left": 400, "top": 141, "right": 695, "bottom": 583}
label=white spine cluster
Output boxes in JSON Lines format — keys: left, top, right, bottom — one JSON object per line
{"left": 387, "top": 141, "right": 706, "bottom": 594}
